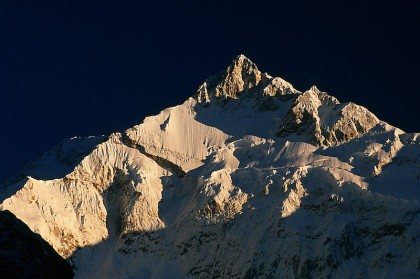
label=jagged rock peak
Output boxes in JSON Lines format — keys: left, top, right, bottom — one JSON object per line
{"left": 307, "top": 85, "right": 340, "bottom": 107}
{"left": 275, "top": 86, "right": 379, "bottom": 146}
{"left": 1, "top": 53, "right": 419, "bottom": 278}
{"left": 232, "top": 53, "right": 257, "bottom": 68}
{"left": 196, "top": 55, "right": 299, "bottom": 103}
{"left": 196, "top": 54, "right": 261, "bottom": 102}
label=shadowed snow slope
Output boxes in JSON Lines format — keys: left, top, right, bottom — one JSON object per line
{"left": 1, "top": 55, "right": 419, "bottom": 279}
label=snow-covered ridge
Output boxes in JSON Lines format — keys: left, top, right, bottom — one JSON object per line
{"left": 1, "top": 55, "right": 419, "bottom": 278}
{"left": 196, "top": 54, "right": 381, "bottom": 147}
{"left": 276, "top": 85, "right": 380, "bottom": 146}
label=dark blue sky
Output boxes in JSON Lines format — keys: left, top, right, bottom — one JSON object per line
{"left": 1, "top": 1, "right": 419, "bottom": 182}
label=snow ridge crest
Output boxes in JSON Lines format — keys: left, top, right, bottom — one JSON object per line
{"left": 1, "top": 55, "right": 419, "bottom": 279}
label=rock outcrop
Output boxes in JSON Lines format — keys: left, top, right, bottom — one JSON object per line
{"left": 197, "top": 54, "right": 300, "bottom": 103}
{"left": 1, "top": 55, "right": 419, "bottom": 279}
{"left": 276, "top": 86, "right": 379, "bottom": 146}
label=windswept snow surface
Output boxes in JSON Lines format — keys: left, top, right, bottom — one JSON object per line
{"left": 1, "top": 55, "right": 419, "bottom": 278}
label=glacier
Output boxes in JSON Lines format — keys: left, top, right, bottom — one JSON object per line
{"left": 1, "top": 55, "right": 419, "bottom": 278}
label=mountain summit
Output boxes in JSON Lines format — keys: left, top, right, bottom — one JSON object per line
{"left": 197, "top": 54, "right": 299, "bottom": 102}
{"left": 1, "top": 56, "right": 419, "bottom": 278}
{"left": 197, "top": 56, "right": 379, "bottom": 147}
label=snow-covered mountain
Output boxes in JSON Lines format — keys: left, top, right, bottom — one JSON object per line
{"left": 1, "top": 55, "right": 419, "bottom": 278}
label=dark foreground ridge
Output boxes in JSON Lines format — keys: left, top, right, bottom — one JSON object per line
{"left": 0, "top": 210, "right": 74, "bottom": 279}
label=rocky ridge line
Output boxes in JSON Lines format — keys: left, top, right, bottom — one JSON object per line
{"left": 197, "top": 55, "right": 381, "bottom": 147}
{"left": 0, "top": 55, "right": 418, "bottom": 279}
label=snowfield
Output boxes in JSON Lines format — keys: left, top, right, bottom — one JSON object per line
{"left": 1, "top": 55, "right": 419, "bottom": 278}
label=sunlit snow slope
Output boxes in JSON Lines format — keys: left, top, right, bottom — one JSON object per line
{"left": 1, "top": 55, "right": 419, "bottom": 279}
